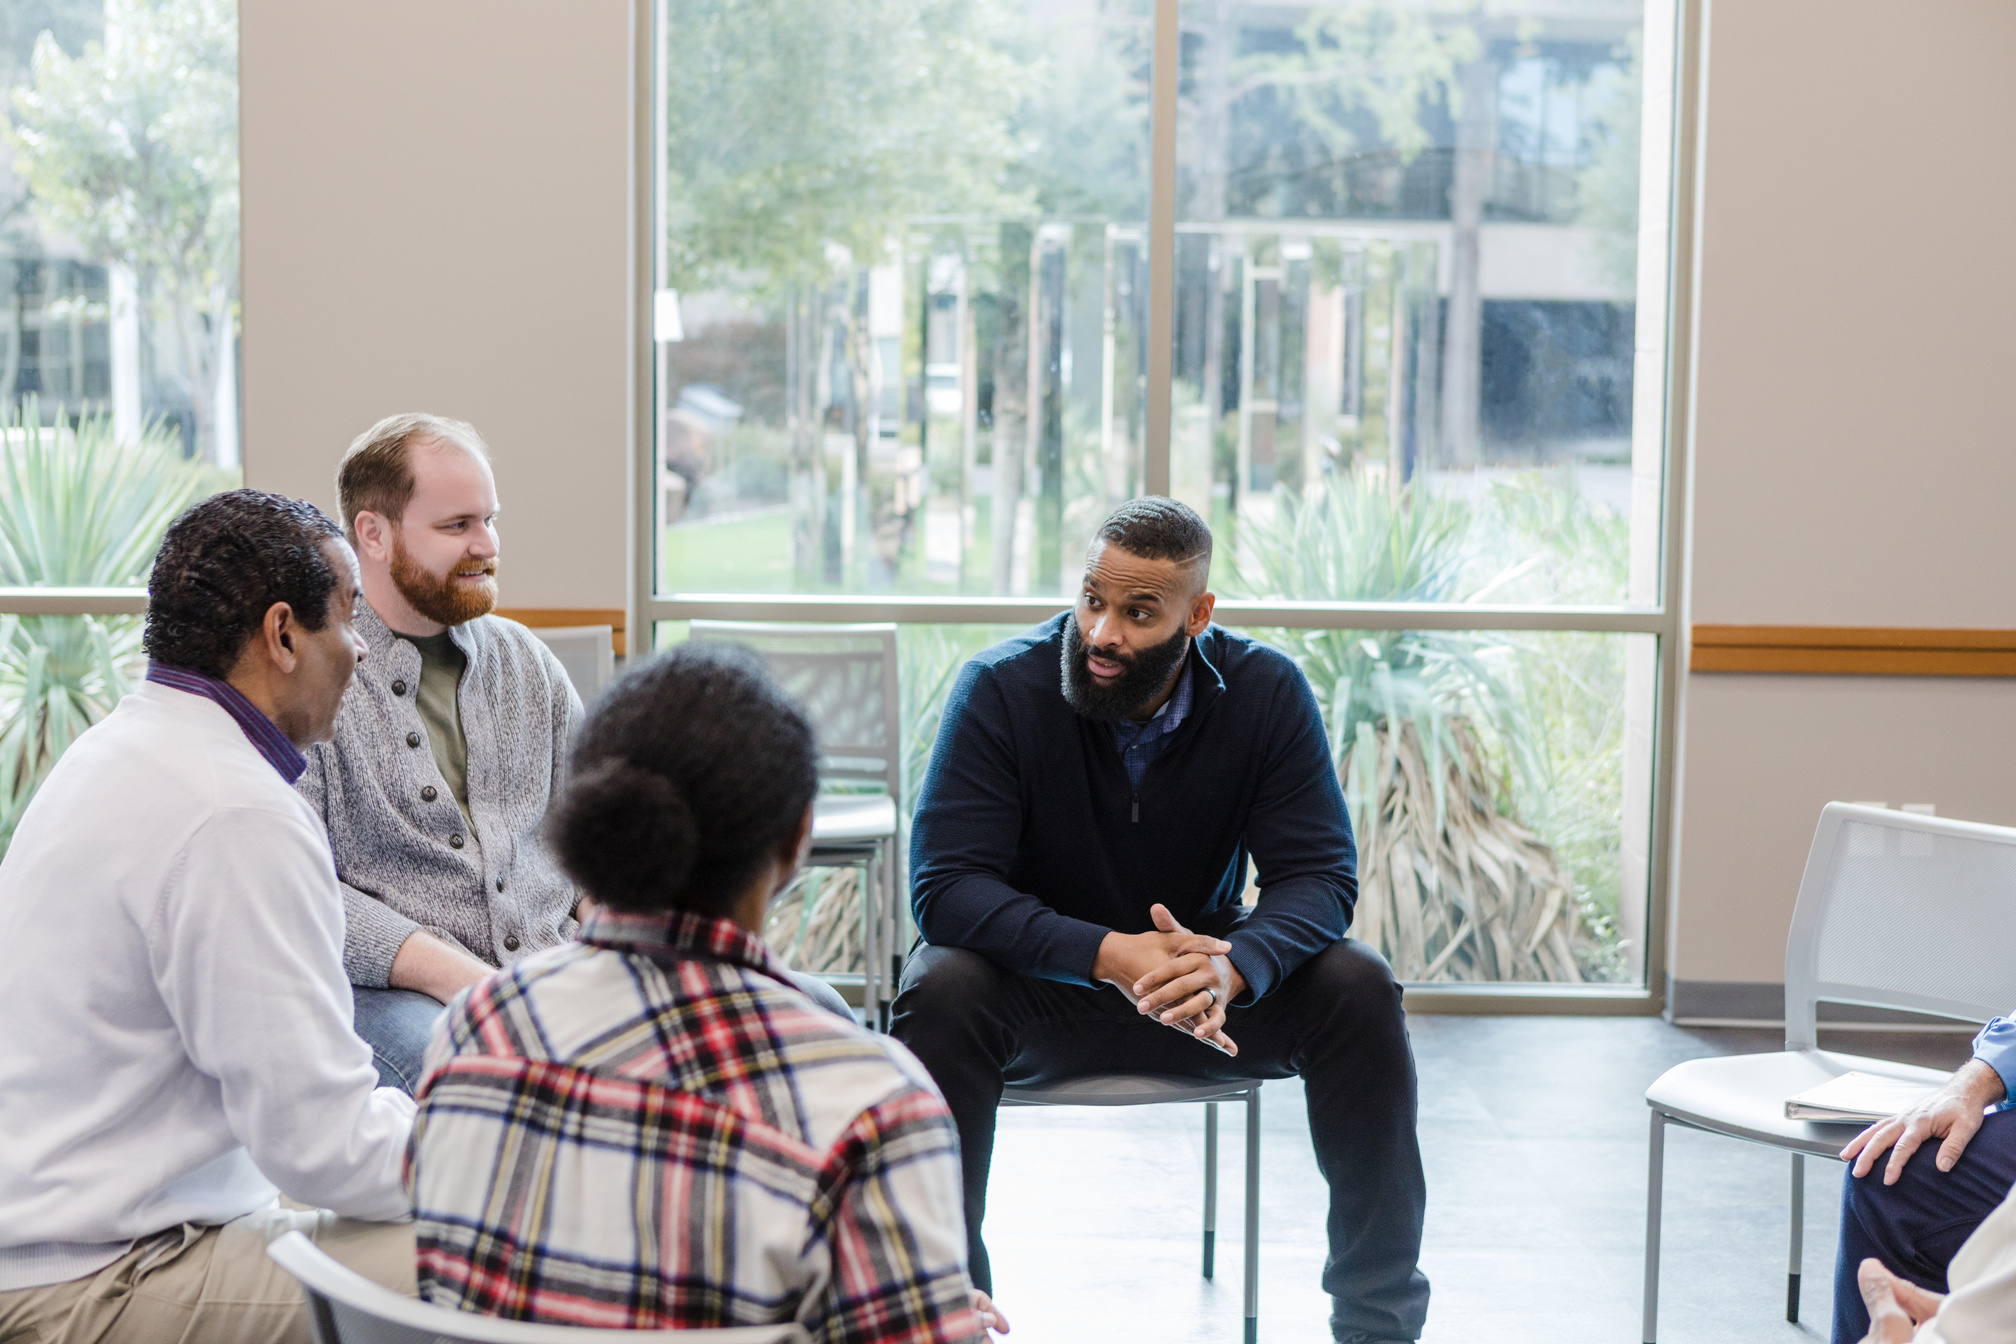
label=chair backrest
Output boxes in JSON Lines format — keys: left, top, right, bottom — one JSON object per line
{"left": 1783, "top": 802, "right": 2016, "bottom": 1050}
{"left": 531, "top": 625, "right": 616, "bottom": 704}
{"left": 266, "top": 1232, "right": 811, "bottom": 1344}
{"left": 687, "top": 622, "right": 900, "bottom": 797}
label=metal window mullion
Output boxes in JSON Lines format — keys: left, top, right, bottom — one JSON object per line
{"left": 1143, "top": 0, "right": 1179, "bottom": 496}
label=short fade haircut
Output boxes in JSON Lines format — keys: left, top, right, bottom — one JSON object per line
{"left": 1093, "top": 495, "right": 1213, "bottom": 579}
{"left": 335, "top": 412, "right": 490, "bottom": 540}
{"left": 144, "top": 490, "right": 347, "bottom": 679}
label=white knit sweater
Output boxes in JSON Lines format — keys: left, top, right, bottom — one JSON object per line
{"left": 0, "top": 681, "right": 415, "bottom": 1292}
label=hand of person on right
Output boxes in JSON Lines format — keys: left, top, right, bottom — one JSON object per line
{"left": 1858, "top": 1257, "right": 1944, "bottom": 1343}
{"left": 972, "top": 1289, "right": 1010, "bottom": 1336}
{"left": 1842, "top": 1058, "right": 2008, "bottom": 1185}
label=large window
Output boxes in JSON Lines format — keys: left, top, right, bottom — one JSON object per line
{"left": 0, "top": 0, "right": 241, "bottom": 851}
{"left": 649, "top": 0, "right": 1682, "bottom": 995}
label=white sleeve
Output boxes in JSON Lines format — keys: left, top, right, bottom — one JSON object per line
{"left": 150, "top": 803, "right": 416, "bottom": 1221}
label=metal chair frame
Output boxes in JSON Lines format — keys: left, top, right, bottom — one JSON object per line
{"left": 265, "top": 1232, "right": 809, "bottom": 1343}
{"left": 1003, "top": 1074, "right": 1263, "bottom": 1344}
{"left": 1642, "top": 802, "right": 2016, "bottom": 1343}
{"left": 688, "top": 621, "right": 903, "bottom": 1027}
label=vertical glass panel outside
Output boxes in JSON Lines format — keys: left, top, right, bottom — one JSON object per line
{"left": 657, "top": 0, "right": 1153, "bottom": 597}
{"left": 1171, "top": 0, "right": 1666, "bottom": 608}
{"left": 1, "top": 1, "right": 243, "bottom": 472}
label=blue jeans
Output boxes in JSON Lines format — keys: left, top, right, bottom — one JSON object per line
{"left": 352, "top": 970, "right": 854, "bottom": 1096}
{"left": 1832, "top": 1106, "right": 2016, "bottom": 1343}
{"left": 352, "top": 987, "right": 445, "bottom": 1095}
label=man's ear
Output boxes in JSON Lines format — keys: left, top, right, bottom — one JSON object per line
{"left": 1185, "top": 588, "right": 1216, "bottom": 638}
{"left": 351, "top": 510, "right": 394, "bottom": 564}
{"left": 259, "top": 602, "right": 301, "bottom": 675}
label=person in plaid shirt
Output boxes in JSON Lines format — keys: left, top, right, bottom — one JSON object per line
{"left": 403, "top": 642, "right": 1004, "bottom": 1341}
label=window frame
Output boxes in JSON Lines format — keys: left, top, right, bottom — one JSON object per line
{"left": 629, "top": 0, "right": 1705, "bottom": 1013}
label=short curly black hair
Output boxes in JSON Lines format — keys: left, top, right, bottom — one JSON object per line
{"left": 1094, "top": 495, "right": 1213, "bottom": 577}
{"left": 549, "top": 641, "right": 820, "bottom": 917}
{"left": 143, "top": 490, "right": 347, "bottom": 679}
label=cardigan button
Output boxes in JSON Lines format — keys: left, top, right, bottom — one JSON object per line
{"left": 495, "top": 878, "right": 505, "bottom": 892}
{"left": 421, "top": 785, "right": 437, "bottom": 802}
{"left": 503, "top": 935, "right": 521, "bottom": 952}
{"left": 391, "top": 679, "right": 407, "bottom": 696}
{"left": 449, "top": 833, "right": 465, "bottom": 849}
{"left": 406, "top": 732, "right": 422, "bottom": 748}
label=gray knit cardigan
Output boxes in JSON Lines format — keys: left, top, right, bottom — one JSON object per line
{"left": 297, "top": 603, "right": 584, "bottom": 987}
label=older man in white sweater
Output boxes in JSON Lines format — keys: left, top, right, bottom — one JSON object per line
{"left": 0, "top": 491, "right": 416, "bottom": 1344}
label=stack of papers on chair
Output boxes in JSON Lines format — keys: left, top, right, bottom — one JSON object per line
{"left": 1784, "top": 1072, "right": 1937, "bottom": 1122}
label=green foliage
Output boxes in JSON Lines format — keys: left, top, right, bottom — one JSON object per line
{"left": 4, "top": 0, "right": 239, "bottom": 460}
{"left": 1232, "top": 474, "right": 1633, "bottom": 980}
{"left": 663, "top": 0, "right": 1031, "bottom": 292}
{"left": 1577, "top": 27, "right": 1643, "bottom": 295}
{"left": 0, "top": 402, "right": 211, "bottom": 850}
{"left": 1251, "top": 5, "right": 1480, "bottom": 166}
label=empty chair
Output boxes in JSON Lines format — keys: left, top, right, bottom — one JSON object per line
{"left": 265, "top": 1232, "right": 810, "bottom": 1344}
{"left": 688, "top": 621, "right": 902, "bottom": 1024}
{"left": 529, "top": 624, "right": 615, "bottom": 704}
{"left": 1001, "top": 1074, "right": 1263, "bottom": 1344}
{"left": 1642, "top": 802, "right": 2016, "bottom": 1342}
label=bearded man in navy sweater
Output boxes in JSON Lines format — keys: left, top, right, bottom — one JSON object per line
{"left": 892, "top": 497, "right": 1428, "bottom": 1344}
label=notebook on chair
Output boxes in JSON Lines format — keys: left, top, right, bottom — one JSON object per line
{"left": 1784, "top": 1071, "right": 1938, "bottom": 1123}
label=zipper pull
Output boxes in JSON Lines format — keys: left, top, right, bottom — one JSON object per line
{"left": 1131, "top": 795, "right": 1139, "bottom": 823}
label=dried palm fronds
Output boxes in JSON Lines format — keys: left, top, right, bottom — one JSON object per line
{"left": 763, "top": 866, "right": 865, "bottom": 975}
{"left": 1342, "top": 716, "right": 1580, "bottom": 983}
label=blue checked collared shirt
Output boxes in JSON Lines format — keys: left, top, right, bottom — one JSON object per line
{"left": 1974, "top": 1018, "right": 2016, "bottom": 1102}
{"left": 1110, "top": 660, "right": 1194, "bottom": 792}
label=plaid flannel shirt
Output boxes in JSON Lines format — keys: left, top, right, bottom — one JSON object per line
{"left": 405, "top": 907, "right": 984, "bottom": 1343}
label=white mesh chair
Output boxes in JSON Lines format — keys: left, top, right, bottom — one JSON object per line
{"left": 1642, "top": 802, "right": 2016, "bottom": 1343}
{"left": 688, "top": 622, "right": 902, "bottom": 1026}
{"left": 530, "top": 625, "right": 616, "bottom": 704}
{"left": 1002, "top": 1074, "right": 1263, "bottom": 1344}
{"left": 265, "top": 1232, "right": 810, "bottom": 1343}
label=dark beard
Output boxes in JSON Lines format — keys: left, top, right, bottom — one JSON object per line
{"left": 1060, "top": 617, "right": 1190, "bottom": 723}
{"left": 390, "top": 536, "right": 499, "bottom": 626}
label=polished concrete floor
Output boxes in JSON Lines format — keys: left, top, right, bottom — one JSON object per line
{"left": 976, "top": 1014, "right": 1973, "bottom": 1344}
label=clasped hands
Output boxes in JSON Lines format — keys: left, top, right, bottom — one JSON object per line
{"left": 1092, "top": 903, "right": 1244, "bottom": 1055}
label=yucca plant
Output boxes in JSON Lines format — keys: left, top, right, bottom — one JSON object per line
{"left": 1234, "top": 473, "right": 1589, "bottom": 983}
{"left": 0, "top": 402, "right": 214, "bottom": 850}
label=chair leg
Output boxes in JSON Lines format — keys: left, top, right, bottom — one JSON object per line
{"left": 1643, "top": 1110, "right": 1665, "bottom": 1344}
{"left": 1787, "top": 1152, "right": 1804, "bottom": 1324}
{"left": 1202, "top": 1102, "right": 1218, "bottom": 1279}
{"left": 1244, "top": 1086, "right": 1260, "bottom": 1344}
{"left": 861, "top": 854, "right": 879, "bottom": 1032}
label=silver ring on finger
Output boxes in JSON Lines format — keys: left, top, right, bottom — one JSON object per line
{"left": 1203, "top": 987, "right": 1219, "bottom": 1009}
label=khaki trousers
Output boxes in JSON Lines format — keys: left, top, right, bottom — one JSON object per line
{"left": 0, "top": 1207, "right": 414, "bottom": 1344}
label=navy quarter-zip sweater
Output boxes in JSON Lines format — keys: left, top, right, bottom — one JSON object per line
{"left": 909, "top": 614, "right": 1356, "bottom": 1003}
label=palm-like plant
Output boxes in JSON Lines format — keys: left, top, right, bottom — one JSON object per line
{"left": 1233, "top": 475, "right": 1588, "bottom": 983}
{"left": 0, "top": 403, "right": 213, "bottom": 849}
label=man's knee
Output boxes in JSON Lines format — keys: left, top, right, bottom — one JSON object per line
{"left": 895, "top": 944, "right": 1008, "bottom": 1023}
{"left": 1292, "top": 938, "right": 1403, "bottom": 1021}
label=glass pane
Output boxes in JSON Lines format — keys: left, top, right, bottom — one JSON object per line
{"left": 654, "top": 619, "right": 1026, "bottom": 979}
{"left": 0, "top": 612, "right": 147, "bottom": 852}
{"left": 1175, "top": 1, "right": 1665, "bottom": 605}
{"left": 2, "top": 1, "right": 243, "bottom": 470}
{"left": 1233, "top": 625, "right": 1653, "bottom": 985}
{"left": 657, "top": 1, "right": 1153, "bottom": 596}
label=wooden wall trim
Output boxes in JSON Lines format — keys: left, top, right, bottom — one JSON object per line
{"left": 1691, "top": 625, "right": 2016, "bottom": 676}
{"left": 496, "top": 607, "right": 627, "bottom": 656}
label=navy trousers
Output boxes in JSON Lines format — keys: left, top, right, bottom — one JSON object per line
{"left": 1831, "top": 1106, "right": 2016, "bottom": 1343}
{"left": 890, "top": 938, "right": 1430, "bottom": 1343}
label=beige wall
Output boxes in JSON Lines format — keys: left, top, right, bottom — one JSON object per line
{"left": 1671, "top": 0, "right": 2016, "bottom": 990}
{"left": 239, "top": 2, "right": 634, "bottom": 609}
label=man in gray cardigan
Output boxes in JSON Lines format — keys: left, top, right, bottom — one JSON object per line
{"left": 299, "top": 414, "right": 582, "bottom": 1092}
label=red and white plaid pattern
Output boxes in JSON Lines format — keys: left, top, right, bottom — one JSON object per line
{"left": 406, "top": 907, "right": 983, "bottom": 1343}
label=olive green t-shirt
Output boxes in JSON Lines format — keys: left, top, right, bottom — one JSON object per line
{"left": 402, "top": 631, "right": 473, "bottom": 829}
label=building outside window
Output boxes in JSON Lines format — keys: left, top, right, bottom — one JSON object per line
{"left": 0, "top": 0, "right": 240, "bottom": 851}
{"left": 650, "top": 0, "right": 1683, "bottom": 998}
